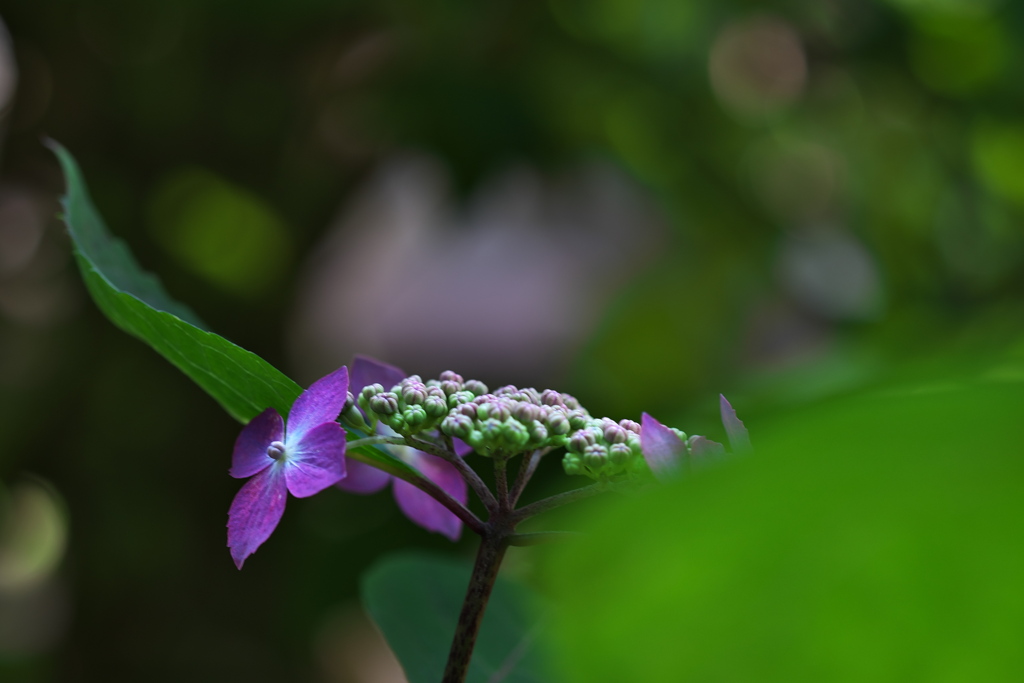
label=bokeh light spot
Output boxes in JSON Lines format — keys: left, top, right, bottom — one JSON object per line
{"left": 709, "top": 15, "right": 807, "bottom": 122}
{"left": 0, "top": 479, "right": 67, "bottom": 592}
{"left": 909, "top": 15, "right": 1008, "bottom": 95}
{"left": 147, "top": 168, "right": 292, "bottom": 297}
{"left": 971, "top": 121, "right": 1024, "bottom": 208}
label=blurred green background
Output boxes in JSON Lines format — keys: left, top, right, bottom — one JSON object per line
{"left": 0, "top": 0, "right": 1022, "bottom": 680}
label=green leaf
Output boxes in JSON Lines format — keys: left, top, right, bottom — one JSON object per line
{"left": 362, "top": 552, "right": 549, "bottom": 683}
{"left": 544, "top": 372, "right": 1024, "bottom": 682}
{"left": 48, "top": 140, "right": 301, "bottom": 422}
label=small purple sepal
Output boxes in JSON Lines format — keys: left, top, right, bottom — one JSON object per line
{"left": 336, "top": 458, "right": 391, "bottom": 494}
{"left": 393, "top": 452, "right": 467, "bottom": 541}
{"left": 719, "top": 394, "right": 751, "bottom": 453}
{"left": 351, "top": 355, "right": 407, "bottom": 395}
{"left": 227, "top": 466, "right": 287, "bottom": 569}
{"left": 287, "top": 365, "right": 349, "bottom": 444}
{"left": 231, "top": 408, "right": 284, "bottom": 479}
{"left": 640, "top": 412, "right": 686, "bottom": 479}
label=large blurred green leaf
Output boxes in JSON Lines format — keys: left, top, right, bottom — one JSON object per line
{"left": 362, "top": 552, "right": 549, "bottom": 683}
{"left": 49, "top": 140, "right": 301, "bottom": 422}
{"left": 544, "top": 367, "right": 1024, "bottom": 682}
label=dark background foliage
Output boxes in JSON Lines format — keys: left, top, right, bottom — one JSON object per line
{"left": 1, "top": 0, "right": 1022, "bottom": 680}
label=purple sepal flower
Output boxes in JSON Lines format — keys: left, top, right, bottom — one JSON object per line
{"left": 227, "top": 365, "right": 349, "bottom": 569}
{"left": 339, "top": 355, "right": 467, "bottom": 540}
{"left": 719, "top": 394, "right": 751, "bottom": 453}
{"left": 393, "top": 451, "right": 467, "bottom": 541}
{"left": 351, "top": 354, "right": 405, "bottom": 395}
{"left": 640, "top": 412, "right": 686, "bottom": 480}
{"left": 687, "top": 435, "right": 726, "bottom": 458}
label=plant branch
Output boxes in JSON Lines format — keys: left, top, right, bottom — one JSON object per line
{"left": 508, "top": 448, "right": 548, "bottom": 507}
{"left": 404, "top": 435, "right": 499, "bottom": 513}
{"left": 494, "top": 457, "right": 510, "bottom": 512}
{"left": 442, "top": 527, "right": 509, "bottom": 683}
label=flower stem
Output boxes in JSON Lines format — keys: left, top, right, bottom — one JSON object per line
{"left": 508, "top": 448, "right": 547, "bottom": 506}
{"left": 494, "top": 458, "right": 510, "bottom": 512}
{"left": 442, "top": 527, "right": 509, "bottom": 683}
{"left": 405, "top": 435, "right": 499, "bottom": 512}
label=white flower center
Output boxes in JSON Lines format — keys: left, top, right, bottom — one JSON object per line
{"left": 266, "top": 440, "right": 287, "bottom": 460}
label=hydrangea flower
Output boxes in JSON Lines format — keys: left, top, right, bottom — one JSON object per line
{"left": 339, "top": 355, "right": 467, "bottom": 541}
{"left": 640, "top": 394, "right": 749, "bottom": 479}
{"left": 227, "top": 365, "right": 350, "bottom": 568}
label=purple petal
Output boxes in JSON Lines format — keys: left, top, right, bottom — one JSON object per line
{"left": 231, "top": 408, "right": 283, "bottom": 479}
{"left": 719, "top": 394, "right": 752, "bottom": 453}
{"left": 393, "top": 451, "right": 467, "bottom": 541}
{"left": 641, "top": 412, "right": 686, "bottom": 479}
{"left": 287, "top": 365, "right": 349, "bottom": 444}
{"left": 687, "top": 435, "right": 726, "bottom": 458}
{"left": 227, "top": 465, "right": 288, "bottom": 569}
{"left": 453, "top": 438, "right": 473, "bottom": 457}
{"left": 351, "top": 354, "right": 406, "bottom": 395}
{"left": 284, "top": 422, "right": 348, "bottom": 498}
{"left": 336, "top": 458, "right": 392, "bottom": 494}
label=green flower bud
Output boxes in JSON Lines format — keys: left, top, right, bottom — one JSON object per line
{"left": 424, "top": 395, "right": 448, "bottom": 419}
{"left": 583, "top": 443, "right": 609, "bottom": 469}
{"left": 567, "top": 428, "right": 596, "bottom": 453}
{"left": 603, "top": 423, "right": 628, "bottom": 444}
{"left": 439, "top": 370, "right": 464, "bottom": 384}
{"left": 386, "top": 412, "right": 407, "bottom": 432}
{"left": 545, "top": 410, "right": 571, "bottom": 435}
{"left": 403, "top": 404, "right": 428, "bottom": 427}
{"left": 402, "top": 383, "right": 427, "bottom": 405}
{"left": 479, "top": 418, "right": 504, "bottom": 443}
{"left": 568, "top": 409, "right": 590, "bottom": 431}
{"left": 609, "top": 443, "right": 632, "bottom": 465}
{"left": 563, "top": 453, "right": 582, "bottom": 476}
{"left": 360, "top": 383, "right": 385, "bottom": 400}
{"left": 513, "top": 402, "right": 541, "bottom": 423}
{"left": 464, "top": 379, "right": 488, "bottom": 396}
{"left": 369, "top": 392, "right": 399, "bottom": 415}
{"left": 441, "top": 380, "right": 462, "bottom": 396}
{"left": 541, "top": 389, "right": 563, "bottom": 407}
{"left": 441, "top": 413, "right": 473, "bottom": 439}
{"left": 501, "top": 419, "right": 530, "bottom": 448}
{"left": 619, "top": 418, "right": 641, "bottom": 434}
{"left": 528, "top": 421, "right": 549, "bottom": 443}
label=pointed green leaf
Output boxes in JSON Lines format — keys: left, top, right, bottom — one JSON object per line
{"left": 48, "top": 140, "right": 301, "bottom": 422}
{"left": 362, "top": 552, "right": 549, "bottom": 683}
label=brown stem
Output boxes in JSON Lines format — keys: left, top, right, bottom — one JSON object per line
{"left": 508, "top": 448, "right": 547, "bottom": 506}
{"left": 442, "top": 528, "right": 509, "bottom": 683}
{"left": 404, "top": 435, "right": 499, "bottom": 513}
{"left": 494, "top": 458, "right": 510, "bottom": 512}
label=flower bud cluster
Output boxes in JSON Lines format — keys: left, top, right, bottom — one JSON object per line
{"left": 439, "top": 383, "right": 589, "bottom": 457}
{"left": 358, "top": 370, "right": 484, "bottom": 436}
{"left": 562, "top": 417, "right": 654, "bottom": 480}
